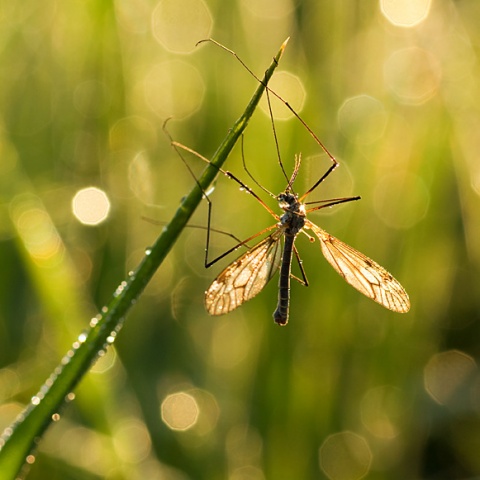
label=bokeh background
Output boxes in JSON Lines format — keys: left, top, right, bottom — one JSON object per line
{"left": 1, "top": 0, "right": 480, "bottom": 478}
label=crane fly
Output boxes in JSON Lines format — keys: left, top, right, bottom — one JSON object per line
{"left": 203, "top": 153, "right": 410, "bottom": 325}
{"left": 169, "top": 39, "right": 410, "bottom": 325}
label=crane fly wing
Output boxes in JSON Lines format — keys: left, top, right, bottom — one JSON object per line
{"left": 306, "top": 221, "right": 410, "bottom": 313}
{"left": 205, "top": 229, "right": 283, "bottom": 315}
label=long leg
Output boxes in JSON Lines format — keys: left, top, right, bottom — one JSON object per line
{"left": 163, "top": 120, "right": 218, "bottom": 268}
{"left": 197, "top": 39, "right": 348, "bottom": 205}
{"left": 304, "top": 196, "right": 361, "bottom": 207}
{"left": 169, "top": 140, "right": 278, "bottom": 219}
{"left": 141, "top": 217, "right": 245, "bottom": 245}
{"left": 291, "top": 245, "right": 309, "bottom": 286}
{"left": 206, "top": 223, "right": 278, "bottom": 268}
{"left": 197, "top": 39, "right": 339, "bottom": 170}
{"left": 299, "top": 163, "right": 338, "bottom": 202}
{"left": 240, "top": 135, "right": 275, "bottom": 199}
{"left": 265, "top": 87, "right": 290, "bottom": 185}
{"left": 170, "top": 138, "right": 280, "bottom": 264}
{"left": 164, "top": 122, "right": 281, "bottom": 268}
{"left": 306, "top": 195, "right": 361, "bottom": 213}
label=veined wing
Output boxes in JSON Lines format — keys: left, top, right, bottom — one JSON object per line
{"left": 205, "top": 228, "right": 283, "bottom": 315}
{"left": 306, "top": 221, "right": 410, "bottom": 313}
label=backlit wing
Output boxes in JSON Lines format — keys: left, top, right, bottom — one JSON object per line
{"left": 307, "top": 221, "right": 410, "bottom": 313}
{"left": 205, "top": 229, "right": 283, "bottom": 315}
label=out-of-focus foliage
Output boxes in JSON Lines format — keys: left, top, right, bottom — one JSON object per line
{"left": 1, "top": 0, "right": 480, "bottom": 479}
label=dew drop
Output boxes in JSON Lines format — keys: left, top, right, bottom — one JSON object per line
{"left": 106, "top": 332, "right": 116, "bottom": 344}
{"left": 52, "top": 413, "right": 61, "bottom": 422}
{"left": 204, "top": 185, "right": 215, "bottom": 197}
{"left": 45, "top": 377, "right": 54, "bottom": 388}
{"left": 145, "top": 247, "right": 152, "bottom": 255}
{"left": 61, "top": 351, "right": 73, "bottom": 366}
{"left": 65, "top": 392, "right": 76, "bottom": 402}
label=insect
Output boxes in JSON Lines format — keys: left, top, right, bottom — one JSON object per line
{"left": 170, "top": 39, "right": 410, "bottom": 325}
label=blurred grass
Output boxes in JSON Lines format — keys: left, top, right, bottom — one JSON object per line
{"left": 1, "top": 0, "right": 480, "bottom": 479}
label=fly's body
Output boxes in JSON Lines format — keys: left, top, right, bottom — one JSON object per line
{"left": 169, "top": 38, "right": 410, "bottom": 325}
{"left": 204, "top": 157, "right": 410, "bottom": 325}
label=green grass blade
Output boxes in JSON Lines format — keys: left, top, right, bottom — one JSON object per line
{"left": 0, "top": 39, "right": 288, "bottom": 479}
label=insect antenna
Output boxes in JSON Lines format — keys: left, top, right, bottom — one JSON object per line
{"left": 265, "top": 88, "right": 290, "bottom": 185}
{"left": 286, "top": 153, "right": 303, "bottom": 193}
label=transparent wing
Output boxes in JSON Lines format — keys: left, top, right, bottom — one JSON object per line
{"left": 205, "top": 229, "right": 283, "bottom": 315}
{"left": 307, "top": 221, "right": 410, "bottom": 313}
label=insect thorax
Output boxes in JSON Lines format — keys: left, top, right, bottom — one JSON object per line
{"left": 277, "top": 192, "right": 306, "bottom": 235}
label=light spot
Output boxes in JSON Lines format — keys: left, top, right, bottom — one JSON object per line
{"left": 113, "top": 418, "right": 151, "bottom": 463}
{"left": 115, "top": 0, "right": 151, "bottom": 34}
{"left": 0, "top": 369, "right": 20, "bottom": 401}
{"left": 144, "top": 60, "right": 205, "bottom": 119}
{"left": 384, "top": 47, "right": 441, "bottom": 105}
{"left": 380, "top": 0, "right": 432, "bottom": 27}
{"left": 360, "top": 386, "right": 404, "bottom": 439}
{"left": 229, "top": 466, "right": 265, "bottom": 480}
{"left": 424, "top": 350, "right": 477, "bottom": 405}
{"left": 337, "top": 95, "right": 387, "bottom": 145}
{"left": 91, "top": 346, "right": 117, "bottom": 374}
{"left": 13, "top": 205, "right": 63, "bottom": 262}
{"left": 241, "top": 0, "right": 295, "bottom": 19}
{"left": 226, "top": 424, "right": 263, "bottom": 468}
{"left": 161, "top": 391, "right": 199, "bottom": 431}
{"left": 48, "top": 425, "right": 111, "bottom": 476}
{"left": 128, "top": 152, "right": 154, "bottom": 204}
{"left": 260, "top": 71, "right": 305, "bottom": 121}
{"left": 373, "top": 171, "right": 429, "bottom": 229}
{"left": 109, "top": 116, "right": 157, "bottom": 152}
{"left": 319, "top": 431, "right": 372, "bottom": 480}
{"left": 152, "top": 0, "right": 213, "bottom": 54}
{"left": 72, "top": 187, "right": 111, "bottom": 226}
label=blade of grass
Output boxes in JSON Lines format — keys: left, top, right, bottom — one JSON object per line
{"left": 0, "top": 38, "right": 288, "bottom": 479}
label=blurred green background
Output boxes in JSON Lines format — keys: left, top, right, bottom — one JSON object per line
{"left": 1, "top": 0, "right": 480, "bottom": 479}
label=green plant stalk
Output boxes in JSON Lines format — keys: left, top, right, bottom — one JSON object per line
{"left": 0, "top": 39, "right": 287, "bottom": 479}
